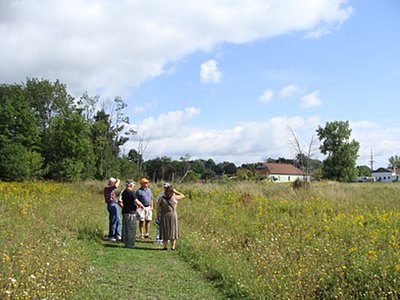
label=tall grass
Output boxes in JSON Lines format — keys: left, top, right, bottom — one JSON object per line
{"left": 178, "top": 181, "right": 400, "bottom": 299}
{"left": 0, "top": 181, "right": 104, "bottom": 299}
{"left": 1, "top": 180, "right": 399, "bottom": 299}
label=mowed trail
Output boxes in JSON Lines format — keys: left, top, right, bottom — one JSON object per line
{"left": 82, "top": 237, "right": 226, "bottom": 300}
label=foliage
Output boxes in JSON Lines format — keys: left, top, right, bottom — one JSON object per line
{"left": 0, "top": 79, "right": 134, "bottom": 181}
{"left": 388, "top": 155, "right": 400, "bottom": 169}
{"left": 317, "top": 120, "right": 360, "bottom": 182}
{"left": 46, "top": 112, "right": 95, "bottom": 180}
{"left": 357, "top": 165, "right": 372, "bottom": 176}
{"left": 292, "top": 177, "right": 310, "bottom": 190}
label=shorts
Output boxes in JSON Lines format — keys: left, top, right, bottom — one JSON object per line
{"left": 136, "top": 207, "right": 152, "bottom": 221}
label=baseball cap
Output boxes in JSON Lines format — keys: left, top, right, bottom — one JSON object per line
{"left": 140, "top": 177, "right": 149, "bottom": 184}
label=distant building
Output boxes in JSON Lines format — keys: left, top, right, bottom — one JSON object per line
{"left": 256, "top": 163, "right": 309, "bottom": 183}
{"left": 371, "top": 167, "right": 400, "bottom": 182}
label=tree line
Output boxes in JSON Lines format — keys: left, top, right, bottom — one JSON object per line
{"left": 0, "top": 78, "right": 244, "bottom": 182}
{"left": 2, "top": 78, "right": 397, "bottom": 183}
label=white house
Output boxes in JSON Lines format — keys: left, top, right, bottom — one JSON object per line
{"left": 256, "top": 163, "right": 309, "bottom": 183}
{"left": 371, "top": 167, "right": 400, "bottom": 182}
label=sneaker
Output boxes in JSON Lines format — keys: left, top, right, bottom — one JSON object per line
{"left": 116, "top": 235, "right": 122, "bottom": 241}
{"left": 140, "top": 234, "right": 144, "bottom": 239}
{"left": 108, "top": 237, "right": 116, "bottom": 242}
{"left": 144, "top": 234, "right": 149, "bottom": 238}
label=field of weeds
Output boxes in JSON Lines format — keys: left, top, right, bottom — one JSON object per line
{"left": 1, "top": 180, "right": 399, "bottom": 299}
{"left": 178, "top": 181, "right": 400, "bottom": 299}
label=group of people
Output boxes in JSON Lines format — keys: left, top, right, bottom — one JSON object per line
{"left": 103, "top": 177, "right": 185, "bottom": 250}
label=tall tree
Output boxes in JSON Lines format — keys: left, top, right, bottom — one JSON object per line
{"left": 24, "top": 78, "right": 74, "bottom": 134}
{"left": 316, "top": 120, "right": 360, "bottom": 182}
{"left": 46, "top": 112, "right": 95, "bottom": 181}
{"left": 77, "top": 91, "right": 99, "bottom": 122}
{"left": 91, "top": 110, "right": 118, "bottom": 179}
{"left": 0, "top": 84, "right": 43, "bottom": 181}
{"left": 388, "top": 155, "right": 400, "bottom": 169}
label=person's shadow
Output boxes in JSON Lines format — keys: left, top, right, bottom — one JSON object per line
{"left": 101, "top": 237, "right": 164, "bottom": 250}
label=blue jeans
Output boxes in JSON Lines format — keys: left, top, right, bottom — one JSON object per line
{"left": 107, "top": 202, "right": 121, "bottom": 238}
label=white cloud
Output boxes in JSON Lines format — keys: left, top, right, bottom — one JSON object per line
{"left": 200, "top": 60, "right": 222, "bottom": 84}
{"left": 259, "top": 89, "right": 274, "bottom": 102}
{"left": 124, "top": 109, "right": 400, "bottom": 169}
{"left": 300, "top": 91, "right": 322, "bottom": 108}
{"left": 351, "top": 121, "right": 400, "bottom": 169}
{"left": 125, "top": 108, "right": 321, "bottom": 164}
{"left": 0, "top": 0, "right": 352, "bottom": 96}
{"left": 278, "top": 84, "right": 301, "bottom": 98}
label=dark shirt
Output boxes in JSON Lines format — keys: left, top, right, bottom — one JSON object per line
{"left": 121, "top": 189, "right": 137, "bottom": 214}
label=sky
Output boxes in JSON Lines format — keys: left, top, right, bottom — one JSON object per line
{"left": 1, "top": 0, "right": 399, "bottom": 169}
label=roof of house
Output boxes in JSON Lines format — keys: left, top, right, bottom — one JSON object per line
{"left": 373, "top": 167, "right": 393, "bottom": 173}
{"left": 262, "top": 163, "right": 306, "bottom": 176}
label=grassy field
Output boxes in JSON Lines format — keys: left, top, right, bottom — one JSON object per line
{"left": 1, "top": 180, "right": 399, "bottom": 299}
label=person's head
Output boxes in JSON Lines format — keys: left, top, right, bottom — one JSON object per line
{"left": 164, "top": 185, "right": 174, "bottom": 198}
{"left": 163, "top": 182, "right": 171, "bottom": 190}
{"left": 125, "top": 179, "right": 135, "bottom": 190}
{"left": 140, "top": 177, "right": 149, "bottom": 187}
{"left": 107, "top": 177, "right": 117, "bottom": 186}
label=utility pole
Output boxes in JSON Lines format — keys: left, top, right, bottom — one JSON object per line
{"left": 370, "top": 149, "right": 374, "bottom": 171}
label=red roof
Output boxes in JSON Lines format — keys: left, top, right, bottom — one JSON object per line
{"left": 263, "top": 163, "right": 306, "bottom": 175}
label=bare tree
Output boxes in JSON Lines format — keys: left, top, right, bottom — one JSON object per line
{"left": 288, "top": 126, "right": 318, "bottom": 181}
{"left": 178, "top": 154, "right": 192, "bottom": 183}
{"left": 137, "top": 131, "right": 151, "bottom": 174}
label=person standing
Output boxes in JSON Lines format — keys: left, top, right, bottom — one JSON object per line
{"left": 119, "top": 179, "right": 144, "bottom": 248}
{"left": 103, "top": 177, "right": 121, "bottom": 242}
{"left": 135, "top": 177, "right": 154, "bottom": 238}
{"left": 157, "top": 185, "right": 185, "bottom": 250}
{"left": 154, "top": 182, "right": 171, "bottom": 244}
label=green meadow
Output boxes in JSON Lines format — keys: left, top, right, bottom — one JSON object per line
{"left": 1, "top": 181, "right": 399, "bottom": 299}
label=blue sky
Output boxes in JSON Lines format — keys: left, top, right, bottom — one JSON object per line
{"left": 1, "top": 0, "right": 399, "bottom": 168}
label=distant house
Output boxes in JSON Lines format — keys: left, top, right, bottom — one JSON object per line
{"left": 256, "top": 163, "right": 309, "bottom": 183}
{"left": 371, "top": 167, "right": 400, "bottom": 182}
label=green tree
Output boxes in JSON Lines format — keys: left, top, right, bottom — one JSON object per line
{"left": 118, "top": 156, "right": 139, "bottom": 180}
{"left": 316, "top": 120, "right": 360, "bottom": 182}
{"left": 0, "top": 84, "right": 43, "bottom": 180}
{"left": 357, "top": 165, "right": 372, "bottom": 177}
{"left": 215, "top": 161, "right": 237, "bottom": 175}
{"left": 77, "top": 91, "right": 99, "bottom": 122}
{"left": 91, "top": 110, "right": 118, "bottom": 179}
{"left": 46, "top": 112, "right": 95, "bottom": 181}
{"left": 388, "top": 155, "right": 400, "bottom": 169}
{"left": 24, "top": 78, "right": 74, "bottom": 134}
